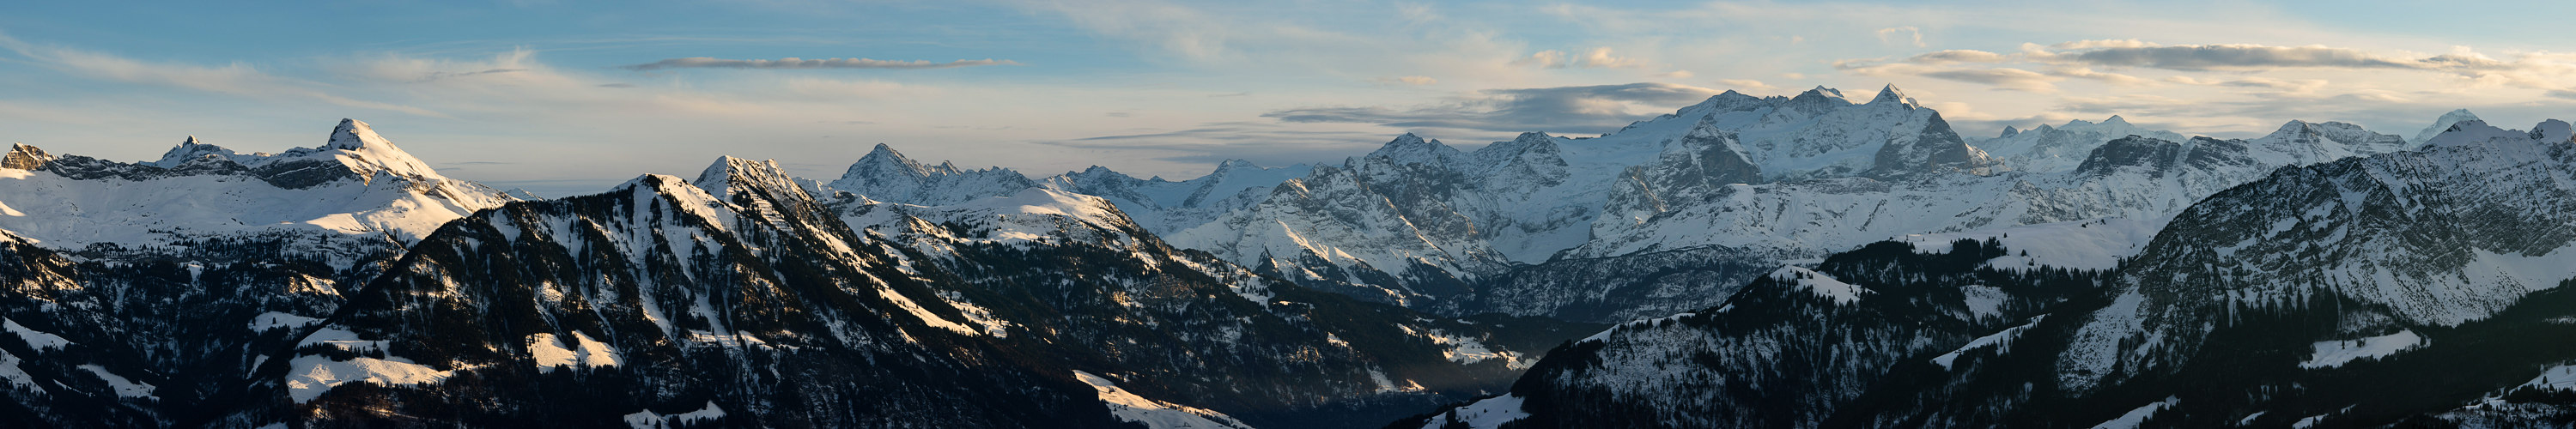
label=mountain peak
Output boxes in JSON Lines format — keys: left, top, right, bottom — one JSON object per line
{"left": 309, "top": 118, "right": 442, "bottom": 181}
{"left": 1868, "top": 84, "right": 1911, "bottom": 106}
{"left": 2267, "top": 119, "right": 2318, "bottom": 137}
{"left": 326, "top": 118, "right": 387, "bottom": 151}
{"left": 1998, "top": 126, "right": 2021, "bottom": 138}
{"left": 2421, "top": 119, "right": 2529, "bottom": 148}
{"left": 2535, "top": 119, "right": 2572, "bottom": 144}
{"left": 2414, "top": 108, "right": 2487, "bottom": 144}
{"left": 695, "top": 155, "right": 813, "bottom": 202}
{"left": 1367, "top": 132, "right": 1463, "bottom": 166}
{"left": 152, "top": 135, "right": 234, "bottom": 167}
{"left": 3, "top": 142, "right": 51, "bottom": 170}
{"left": 847, "top": 143, "right": 933, "bottom": 181}
{"left": 2103, "top": 115, "right": 2131, "bottom": 126}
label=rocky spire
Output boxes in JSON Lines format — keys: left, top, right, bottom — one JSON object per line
{"left": 3, "top": 143, "right": 51, "bottom": 170}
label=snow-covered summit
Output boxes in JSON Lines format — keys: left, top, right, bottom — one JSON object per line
{"left": 0, "top": 120, "right": 512, "bottom": 266}
{"left": 1972, "top": 116, "right": 2186, "bottom": 173}
{"left": 2412, "top": 108, "right": 2483, "bottom": 144}
{"left": 829, "top": 143, "right": 1036, "bottom": 206}
{"left": 1038, "top": 159, "right": 1311, "bottom": 234}
{"left": 2251, "top": 119, "right": 2409, "bottom": 162}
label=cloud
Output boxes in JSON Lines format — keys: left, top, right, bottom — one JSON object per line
{"left": 1917, "top": 68, "right": 2060, "bottom": 92}
{"left": 0, "top": 30, "right": 446, "bottom": 118}
{"left": 1847, "top": 40, "right": 2576, "bottom": 96}
{"left": 618, "top": 57, "right": 1019, "bottom": 71}
{"left": 1715, "top": 79, "right": 1776, "bottom": 92}
{"left": 412, "top": 68, "right": 523, "bottom": 83}
{"left": 2044, "top": 67, "right": 2146, "bottom": 86}
{"left": 1373, "top": 76, "right": 1438, "bottom": 85}
{"left": 1262, "top": 82, "right": 1720, "bottom": 135}
{"left": 2166, "top": 76, "right": 2330, "bottom": 94}
{"left": 1035, "top": 121, "right": 1392, "bottom": 166}
{"left": 2050, "top": 44, "right": 2419, "bottom": 70}
{"left": 1905, "top": 50, "right": 2008, "bottom": 64}
{"left": 1876, "top": 27, "right": 1925, "bottom": 47}
{"left": 1512, "top": 47, "right": 1646, "bottom": 69}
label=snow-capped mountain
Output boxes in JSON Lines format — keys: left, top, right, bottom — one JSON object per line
{"left": 2061, "top": 118, "right": 2576, "bottom": 391}
{"left": 2412, "top": 108, "right": 2484, "bottom": 144}
{"left": 0, "top": 119, "right": 511, "bottom": 261}
{"left": 1038, "top": 159, "right": 1313, "bottom": 235}
{"left": 1973, "top": 115, "right": 2186, "bottom": 173}
{"left": 1413, "top": 117, "right": 2576, "bottom": 428}
{"left": 828, "top": 143, "right": 1037, "bottom": 206}
{"left": 1156, "top": 86, "right": 1998, "bottom": 308}
{"left": 1572, "top": 120, "right": 2410, "bottom": 261}
{"left": 1152, "top": 86, "right": 2411, "bottom": 323}
{"left": 0, "top": 120, "right": 513, "bottom": 427}
{"left": 0, "top": 130, "right": 1599, "bottom": 427}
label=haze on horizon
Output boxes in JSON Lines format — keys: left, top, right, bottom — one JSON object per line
{"left": 3, "top": 0, "right": 2572, "bottom": 196}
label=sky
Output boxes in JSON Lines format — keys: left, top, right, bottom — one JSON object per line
{"left": 4, "top": 0, "right": 2574, "bottom": 196}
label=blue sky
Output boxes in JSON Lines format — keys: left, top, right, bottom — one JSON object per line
{"left": 5, "top": 0, "right": 2573, "bottom": 196}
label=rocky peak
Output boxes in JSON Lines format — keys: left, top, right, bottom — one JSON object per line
{"left": 1782, "top": 86, "right": 1855, "bottom": 115}
{"left": 1998, "top": 126, "right": 2021, "bottom": 139}
{"left": 846, "top": 143, "right": 938, "bottom": 181}
{"left": 149, "top": 136, "right": 239, "bottom": 168}
{"left": 3, "top": 142, "right": 52, "bottom": 170}
{"left": 694, "top": 156, "right": 814, "bottom": 202}
{"left": 306, "top": 118, "right": 444, "bottom": 182}
{"left": 2102, "top": 115, "right": 2132, "bottom": 126}
{"left": 1364, "top": 133, "right": 1465, "bottom": 167}
{"left": 1868, "top": 84, "right": 1915, "bottom": 107}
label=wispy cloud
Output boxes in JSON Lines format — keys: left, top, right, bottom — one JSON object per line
{"left": 1372, "top": 76, "right": 1438, "bottom": 85}
{"left": 0, "top": 30, "right": 447, "bottom": 118}
{"left": 1512, "top": 47, "right": 1647, "bottom": 69}
{"left": 619, "top": 57, "right": 1019, "bottom": 71}
{"left": 413, "top": 68, "right": 523, "bottom": 82}
{"left": 1876, "top": 27, "right": 1925, "bottom": 47}
{"left": 1263, "top": 82, "right": 1718, "bottom": 135}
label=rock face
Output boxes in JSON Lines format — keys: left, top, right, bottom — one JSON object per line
{"left": 2, "top": 143, "right": 49, "bottom": 170}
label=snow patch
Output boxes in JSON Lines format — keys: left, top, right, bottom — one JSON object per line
{"left": 1901, "top": 218, "right": 2160, "bottom": 271}
{"left": 527, "top": 331, "right": 623, "bottom": 372}
{"left": 1074, "top": 371, "right": 1255, "bottom": 429}
{"left": 1768, "top": 266, "right": 1866, "bottom": 305}
{"left": 284, "top": 355, "right": 457, "bottom": 402}
{"left": 2088, "top": 396, "right": 2178, "bottom": 429}
{"left": 3, "top": 317, "right": 72, "bottom": 351}
{"left": 1422, "top": 394, "right": 1530, "bottom": 429}
{"left": 0, "top": 350, "right": 39, "bottom": 394}
{"left": 1400, "top": 324, "right": 1533, "bottom": 369}
{"left": 2300, "top": 329, "right": 2423, "bottom": 369}
{"left": 76, "top": 365, "right": 155, "bottom": 399}
{"left": 1932, "top": 315, "right": 2046, "bottom": 370}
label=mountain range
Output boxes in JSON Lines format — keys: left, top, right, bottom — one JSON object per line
{"left": 4, "top": 86, "right": 2573, "bottom": 428}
